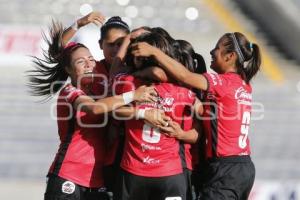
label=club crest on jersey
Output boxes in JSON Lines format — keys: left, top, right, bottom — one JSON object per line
{"left": 62, "top": 181, "right": 75, "bottom": 194}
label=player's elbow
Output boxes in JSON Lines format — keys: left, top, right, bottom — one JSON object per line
{"left": 90, "top": 105, "right": 107, "bottom": 115}
{"left": 81, "top": 104, "right": 105, "bottom": 115}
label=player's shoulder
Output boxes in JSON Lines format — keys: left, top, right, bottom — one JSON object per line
{"left": 206, "top": 72, "right": 243, "bottom": 86}
{"left": 96, "top": 59, "right": 106, "bottom": 68}
{"left": 94, "top": 60, "right": 109, "bottom": 75}
{"left": 114, "top": 73, "right": 135, "bottom": 82}
{"left": 60, "top": 84, "right": 77, "bottom": 95}
{"left": 59, "top": 84, "right": 84, "bottom": 99}
{"left": 156, "top": 83, "right": 195, "bottom": 100}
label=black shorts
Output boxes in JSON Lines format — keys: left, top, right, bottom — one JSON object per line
{"left": 198, "top": 156, "right": 255, "bottom": 200}
{"left": 115, "top": 169, "right": 187, "bottom": 200}
{"left": 44, "top": 174, "right": 112, "bottom": 200}
{"left": 183, "top": 169, "right": 195, "bottom": 200}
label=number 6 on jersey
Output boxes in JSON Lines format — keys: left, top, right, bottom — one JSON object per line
{"left": 142, "top": 123, "right": 161, "bottom": 143}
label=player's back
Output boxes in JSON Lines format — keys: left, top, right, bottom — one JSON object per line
{"left": 119, "top": 78, "right": 195, "bottom": 177}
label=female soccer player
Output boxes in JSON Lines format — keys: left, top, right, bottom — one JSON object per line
{"left": 62, "top": 13, "right": 131, "bottom": 97}
{"left": 117, "top": 30, "right": 206, "bottom": 200}
{"left": 27, "top": 21, "right": 160, "bottom": 200}
{"left": 113, "top": 32, "right": 203, "bottom": 200}
{"left": 130, "top": 32, "right": 261, "bottom": 200}
{"left": 62, "top": 14, "right": 131, "bottom": 194}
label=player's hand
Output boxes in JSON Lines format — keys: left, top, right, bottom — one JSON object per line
{"left": 159, "top": 121, "right": 183, "bottom": 139}
{"left": 77, "top": 11, "right": 106, "bottom": 28}
{"left": 133, "top": 85, "right": 158, "bottom": 103}
{"left": 131, "top": 42, "right": 157, "bottom": 57}
{"left": 130, "top": 28, "right": 150, "bottom": 40}
{"left": 144, "top": 109, "right": 171, "bottom": 127}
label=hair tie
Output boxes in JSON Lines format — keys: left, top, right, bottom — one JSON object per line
{"left": 193, "top": 58, "right": 198, "bottom": 68}
{"left": 249, "top": 42, "right": 253, "bottom": 50}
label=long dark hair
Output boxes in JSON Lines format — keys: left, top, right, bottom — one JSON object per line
{"left": 27, "top": 20, "right": 88, "bottom": 101}
{"left": 172, "top": 39, "right": 206, "bottom": 74}
{"left": 151, "top": 27, "right": 206, "bottom": 73}
{"left": 126, "top": 32, "right": 174, "bottom": 69}
{"left": 151, "top": 27, "right": 175, "bottom": 44}
{"left": 222, "top": 32, "right": 261, "bottom": 83}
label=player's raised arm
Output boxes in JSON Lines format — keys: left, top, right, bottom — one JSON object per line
{"left": 131, "top": 42, "right": 208, "bottom": 91}
{"left": 62, "top": 11, "right": 105, "bottom": 47}
{"left": 109, "top": 27, "right": 150, "bottom": 77}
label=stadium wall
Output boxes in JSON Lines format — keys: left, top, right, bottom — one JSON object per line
{"left": 0, "top": 24, "right": 103, "bottom": 67}
{"left": 234, "top": 0, "right": 300, "bottom": 65}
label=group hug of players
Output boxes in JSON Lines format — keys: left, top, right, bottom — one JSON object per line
{"left": 28, "top": 11, "right": 261, "bottom": 200}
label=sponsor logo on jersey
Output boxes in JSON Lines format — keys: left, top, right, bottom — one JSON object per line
{"left": 141, "top": 97, "right": 175, "bottom": 112}
{"left": 235, "top": 86, "right": 252, "bottom": 105}
{"left": 161, "top": 97, "right": 174, "bottom": 106}
{"left": 62, "top": 181, "right": 75, "bottom": 194}
{"left": 208, "top": 73, "right": 222, "bottom": 86}
{"left": 156, "top": 97, "right": 174, "bottom": 112}
{"left": 143, "top": 156, "right": 160, "bottom": 164}
{"left": 141, "top": 143, "right": 162, "bottom": 152}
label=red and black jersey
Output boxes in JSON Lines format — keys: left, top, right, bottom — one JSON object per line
{"left": 202, "top": 72, "right": 252, "bottom": 158}
{"left": 114, "top": 74, "right": 195, "bottom": 177}
{"left": 181, "top": 105, "right": 194, "bottom": 170}
{"left": 112, "top": 73, "right": 143, "bottom": 95}
{"left": 49, "top": 84, "right": 106, "bottom": 187}
{"left": 90, "top": 60, "right": 110, "bottom": 98}
{"left": 103, "top": 74, "right": 144, "bottom": 166}
{"left": 91, "top": 59, "right": 117, "bottom": 166}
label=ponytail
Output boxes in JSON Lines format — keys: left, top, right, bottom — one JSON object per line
{"left": 243, "top": 43, "right": 261, "bottom": 83}
{"left": 172, "top": 39, "right": 207, "bottom": 73}
{"left": 27, "top": 57, "right": 69, "bottom": 100}
{"left": 27, "top": 20, "right": 87, "bottom": 101}
{"left": 193, "top": 53, "right": 207, "bottom": 74}
{"left": 223, "top": 32, "right": 261, "bottom": 84}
